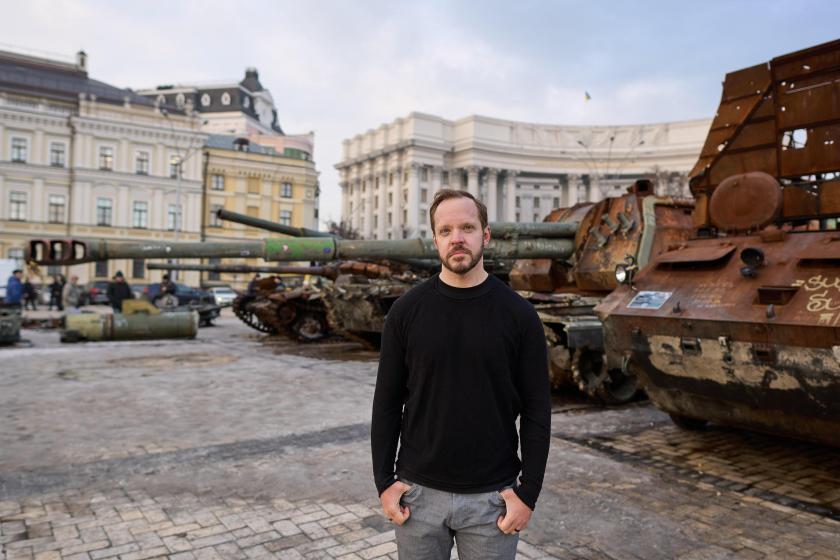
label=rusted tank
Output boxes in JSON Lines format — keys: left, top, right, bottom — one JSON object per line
{"left": 597, "top": 39, "right": 840, "bottom": 445}
{"left": 510, "top": 180, "right": 694, "bottom": 402}
{"left": 230, "top": 261, "right": 418, "bottom": 346}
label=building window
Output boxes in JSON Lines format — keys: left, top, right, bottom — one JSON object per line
{"left": 208, "top": 258, "right": 220, "bottom": 281}
{"left": 221, "top": 92, "right": 231, "bottom": 105}
{"left": 388, "top": 193, "right": 393, "bottom": 205}
{"left": 534, "top": 198, "right": 540, "bottom": 209}
{"left": 133, "top": 201, "right": 148, "bottom": 229}
{"left": 96, "top": 198, "right": 113, "bottom": 226}
{"left": 167, "top": 204, "right": 182, "bottom": 231}
{"left": 99, "top": 146, "right": 114, "bottom": 171}
{"left": 243, "top": 96, "right": 250, "bottom": 108}
{"left": 373, "top": 215, "right": 378, "bottom": 228}
{"left": 136, "top": 151, "right": 150, "bottom": 175}
{"left": 48, "top": 194, "right": 66, "bottom": 223}
{"left": 421, "top": 189, "right": 428, "bottom": 203}
{"left": 247, "top": 206, "right": 259, "bottom": 218}
{"left": 169, "top": 156, "right": 181, "bottom": 179}
{"left": 442, "top": 171, "right": 449, "bottom": 184}
{"left": 248, "top": 178, "right": 260, "bottom": 194}
{"left": 515, "top": 213, "right": 520, "bottom": 221}
{"left": 9, "top": 192, "right": 27, "bottom": 221}
{"left": 387, "top": 212, "right": 392, "bottom": 226}
{"left": 281, "top": 182, "right": 293, "bottom": 198}
{"left": 553, "top": 197, "right": 560, "bottom": 207}
{"left": 279, "top": 210, "right": 292, "bottom": 226}
{"left": 95, "top": 260, "right": 108, "bottom": 278}
{"left": 8, "top": 248, "right": 24, "bottom": 268}
{"left": 50, "top": 143, "right": 66, "bottom": 167}
{"left": 132, "top": 258, "right": 145, "bottom": 279}
{"left": 314, "top": 208, "right": 319, "bottom": 219}
{"left": 388, "top": 173, "right": 394, "bottom": 186}
{"left": 11, "top": 138, "right": 27, "bottom": 163}
{"left": 210, "top": 204, "right": 223, "bottom": 227}
{"left": 421, "top": 168, "right": 429, "bottom": 182}
{"left": 534, "top": 213, "right": 540, "bottom": 222}
{"left": 175, "top": 93, "right": 185, "bottom": 107}
{"left": 201, "top": 93, "right": 211, "bottom": 107}
{"left": 516, "top": 196, "right": 521, "bottom": 208}
{"left": 211, "top": 174, "right": 225, "bottom": 190}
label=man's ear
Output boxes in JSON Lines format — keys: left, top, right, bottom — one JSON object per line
{"left": 483, "top": 227, "right": 491, "bottom": 247}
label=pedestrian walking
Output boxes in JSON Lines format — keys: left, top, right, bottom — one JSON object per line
{"left": 4, "top": 269, "right": 24, "bottom": 308}
{"left": 107, "top": 271, "right": 133, "bottom": 312}
{"left": 23, "top": 278, "right": 38, "bottom": 310}
{"left": 62, "top": 275, "right": 82, "bottom": 309}
{"left": 371, "top": 189, "right": 551, "bottom": 560}
{"left": 48, "top": 274, "right": 65, "bottom": 311}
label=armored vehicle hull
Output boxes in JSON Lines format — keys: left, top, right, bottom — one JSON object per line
{"left": 598, "top": 38, "right": 840, "bottom": 445}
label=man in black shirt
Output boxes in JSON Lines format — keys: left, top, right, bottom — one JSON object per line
{"left": 371, "top": 189, "right": 550, "bottom": 559}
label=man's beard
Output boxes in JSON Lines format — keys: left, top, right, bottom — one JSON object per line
{"left": 440, "top": 244, "right": 483, "bottom": 275}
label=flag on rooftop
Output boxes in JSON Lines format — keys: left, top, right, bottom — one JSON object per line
{"left": 584, "top": 91, "right": 592, "bottom": 102}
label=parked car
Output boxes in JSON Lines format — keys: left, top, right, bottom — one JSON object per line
{"left": 144, "top": 283, "right": 220, "bottom": 326}
{"left": 130, "top": 283, "right": 148, "bottom": 302}
{"left": 87, "top": 280, "right": 111, "bottom": 305}
{"left": 144, "top": 283, "right": 213, "bottom": 306}
{"left": 207, "top": 286, "right": 238, "bottom": 307}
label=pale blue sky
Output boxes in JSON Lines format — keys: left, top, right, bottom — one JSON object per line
{"left": 2, "top": 0, "right": 838, "bottom": 225}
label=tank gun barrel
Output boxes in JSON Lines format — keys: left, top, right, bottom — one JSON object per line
{"left": 147, "top": 262, "right": 333, "bottom": 275}
{"left": 27, "top": 237, "right": 573, "bottom": 266}
{"left": 216, "top": 208, "right": 579, "bottom": 239}
{"left": 216, "top": 208, "right": 336, "bottom": 238}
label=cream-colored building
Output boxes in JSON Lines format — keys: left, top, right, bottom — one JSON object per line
{"left": 1, "top": 49, "right": 321, "bottom": 292}
{"left": 337, "top": 112, "right": 712, "bottom": 239}
{"left": 0, "top": 49, "right": 205, "bottom": 288}
{"left": 201, "top": 135, "right": 319, "bottom": 289}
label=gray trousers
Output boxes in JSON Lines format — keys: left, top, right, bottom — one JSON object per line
{"left": 395, "top": 481, "right": 519, "bottom": 560}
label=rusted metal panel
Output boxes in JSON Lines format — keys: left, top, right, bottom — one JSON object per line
{"left": 709, "top": 172, "right": 783, "bottom": 232}
{"left": 777, "top": 79, "right": 840, "bottom": 130}
{"left": 656, "top": 244, "right": 735, "bottom": 264}
{"left": 779, "top": 123, "right": 840, "bottom": 177}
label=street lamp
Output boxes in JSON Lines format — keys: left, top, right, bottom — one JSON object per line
{"left": 161, "top": 107, "right": 203, "bottom": 280}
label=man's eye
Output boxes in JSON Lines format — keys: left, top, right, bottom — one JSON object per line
{"left": 464, "top": 225, "right": 474, "bottom": 232}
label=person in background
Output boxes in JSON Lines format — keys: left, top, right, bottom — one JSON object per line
{"left": 23, "top": 277, "right": 38, "bottom": 310}
{"left": 4, "top": 269, "right": 23, "bottom": 308}
{"left": 247, "top": 273, "right": 261, "bottom": 294}
{"left": 107, "top": 271, "right": 133, "bottom": 312}
{"left": 49, "top": 274, "right": 65, "bottom": 311}
{"left": 62, "top": 275, "right": 82, "bottom": 310}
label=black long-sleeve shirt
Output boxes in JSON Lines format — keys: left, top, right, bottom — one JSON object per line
{"left": 371, "top": 273, "right": 551, "bottom": 510}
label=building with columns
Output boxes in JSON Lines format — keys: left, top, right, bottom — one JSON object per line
{"left": 336, "top": 112, "right": 712, "bottom": 239}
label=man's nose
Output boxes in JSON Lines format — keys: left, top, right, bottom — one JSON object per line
{"left": 451, "top": 229, "right": 465, "bottom": 243}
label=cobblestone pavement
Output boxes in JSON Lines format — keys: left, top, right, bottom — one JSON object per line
{"left": 2, "top": 313, "right": 840, "bottom": 559}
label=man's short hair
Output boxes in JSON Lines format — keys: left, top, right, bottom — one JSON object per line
{"left": 13, "top": 269, "right": 22, "bottom": 274}
{"left": 429, "top": 189, "right": 488, "bottom": 234}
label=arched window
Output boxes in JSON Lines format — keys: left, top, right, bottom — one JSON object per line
{"left": 221, "top": 92, "right": 231, "bottom": 106}
{"left": 175, "top": 93, "right": 185, "bottom": 107}
{"left": 201, "top": 93, "right": 211, "bottom": 107}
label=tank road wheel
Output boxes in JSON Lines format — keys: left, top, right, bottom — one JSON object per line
{"left": 668, "top": 413, "right": 708, "bottom": 431}
{"left": 232, "top": 295, "right": 277, "bottom": 334}
{"left": 291, "top": 312, "right": 327, "bottom": 341}
{"left": 572, "top": 348, "right": 640, "bottom": 405}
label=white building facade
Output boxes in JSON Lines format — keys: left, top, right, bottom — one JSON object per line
{"left": 0, "top": 49, "right": 205, "bottom": 286}
{"left": 337, "top": 112, "right": 712, "bottom": 239}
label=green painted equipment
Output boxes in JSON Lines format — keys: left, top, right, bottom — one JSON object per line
{"left": 61, "top": 300, "right": 198, "bottom": 342}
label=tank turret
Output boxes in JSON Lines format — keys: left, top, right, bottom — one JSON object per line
{"left": 597, "top": 38, "right": 840, "bottom": 446}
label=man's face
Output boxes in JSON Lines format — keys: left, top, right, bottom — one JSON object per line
{"left": 14, "top": 271, "right": 22, "bottom": 280}
{"left": 70, "top": 276, "right": 78, "bottom": 284}
{"left": 432, "top": 197, "right": 490, "bottom": 275}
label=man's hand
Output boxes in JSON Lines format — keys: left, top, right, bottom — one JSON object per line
{"left": 496, "top": 488, "right": 532, "bottom": 534}
{"left": 380, "top": 481, "right": 412, "bottom": 525}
